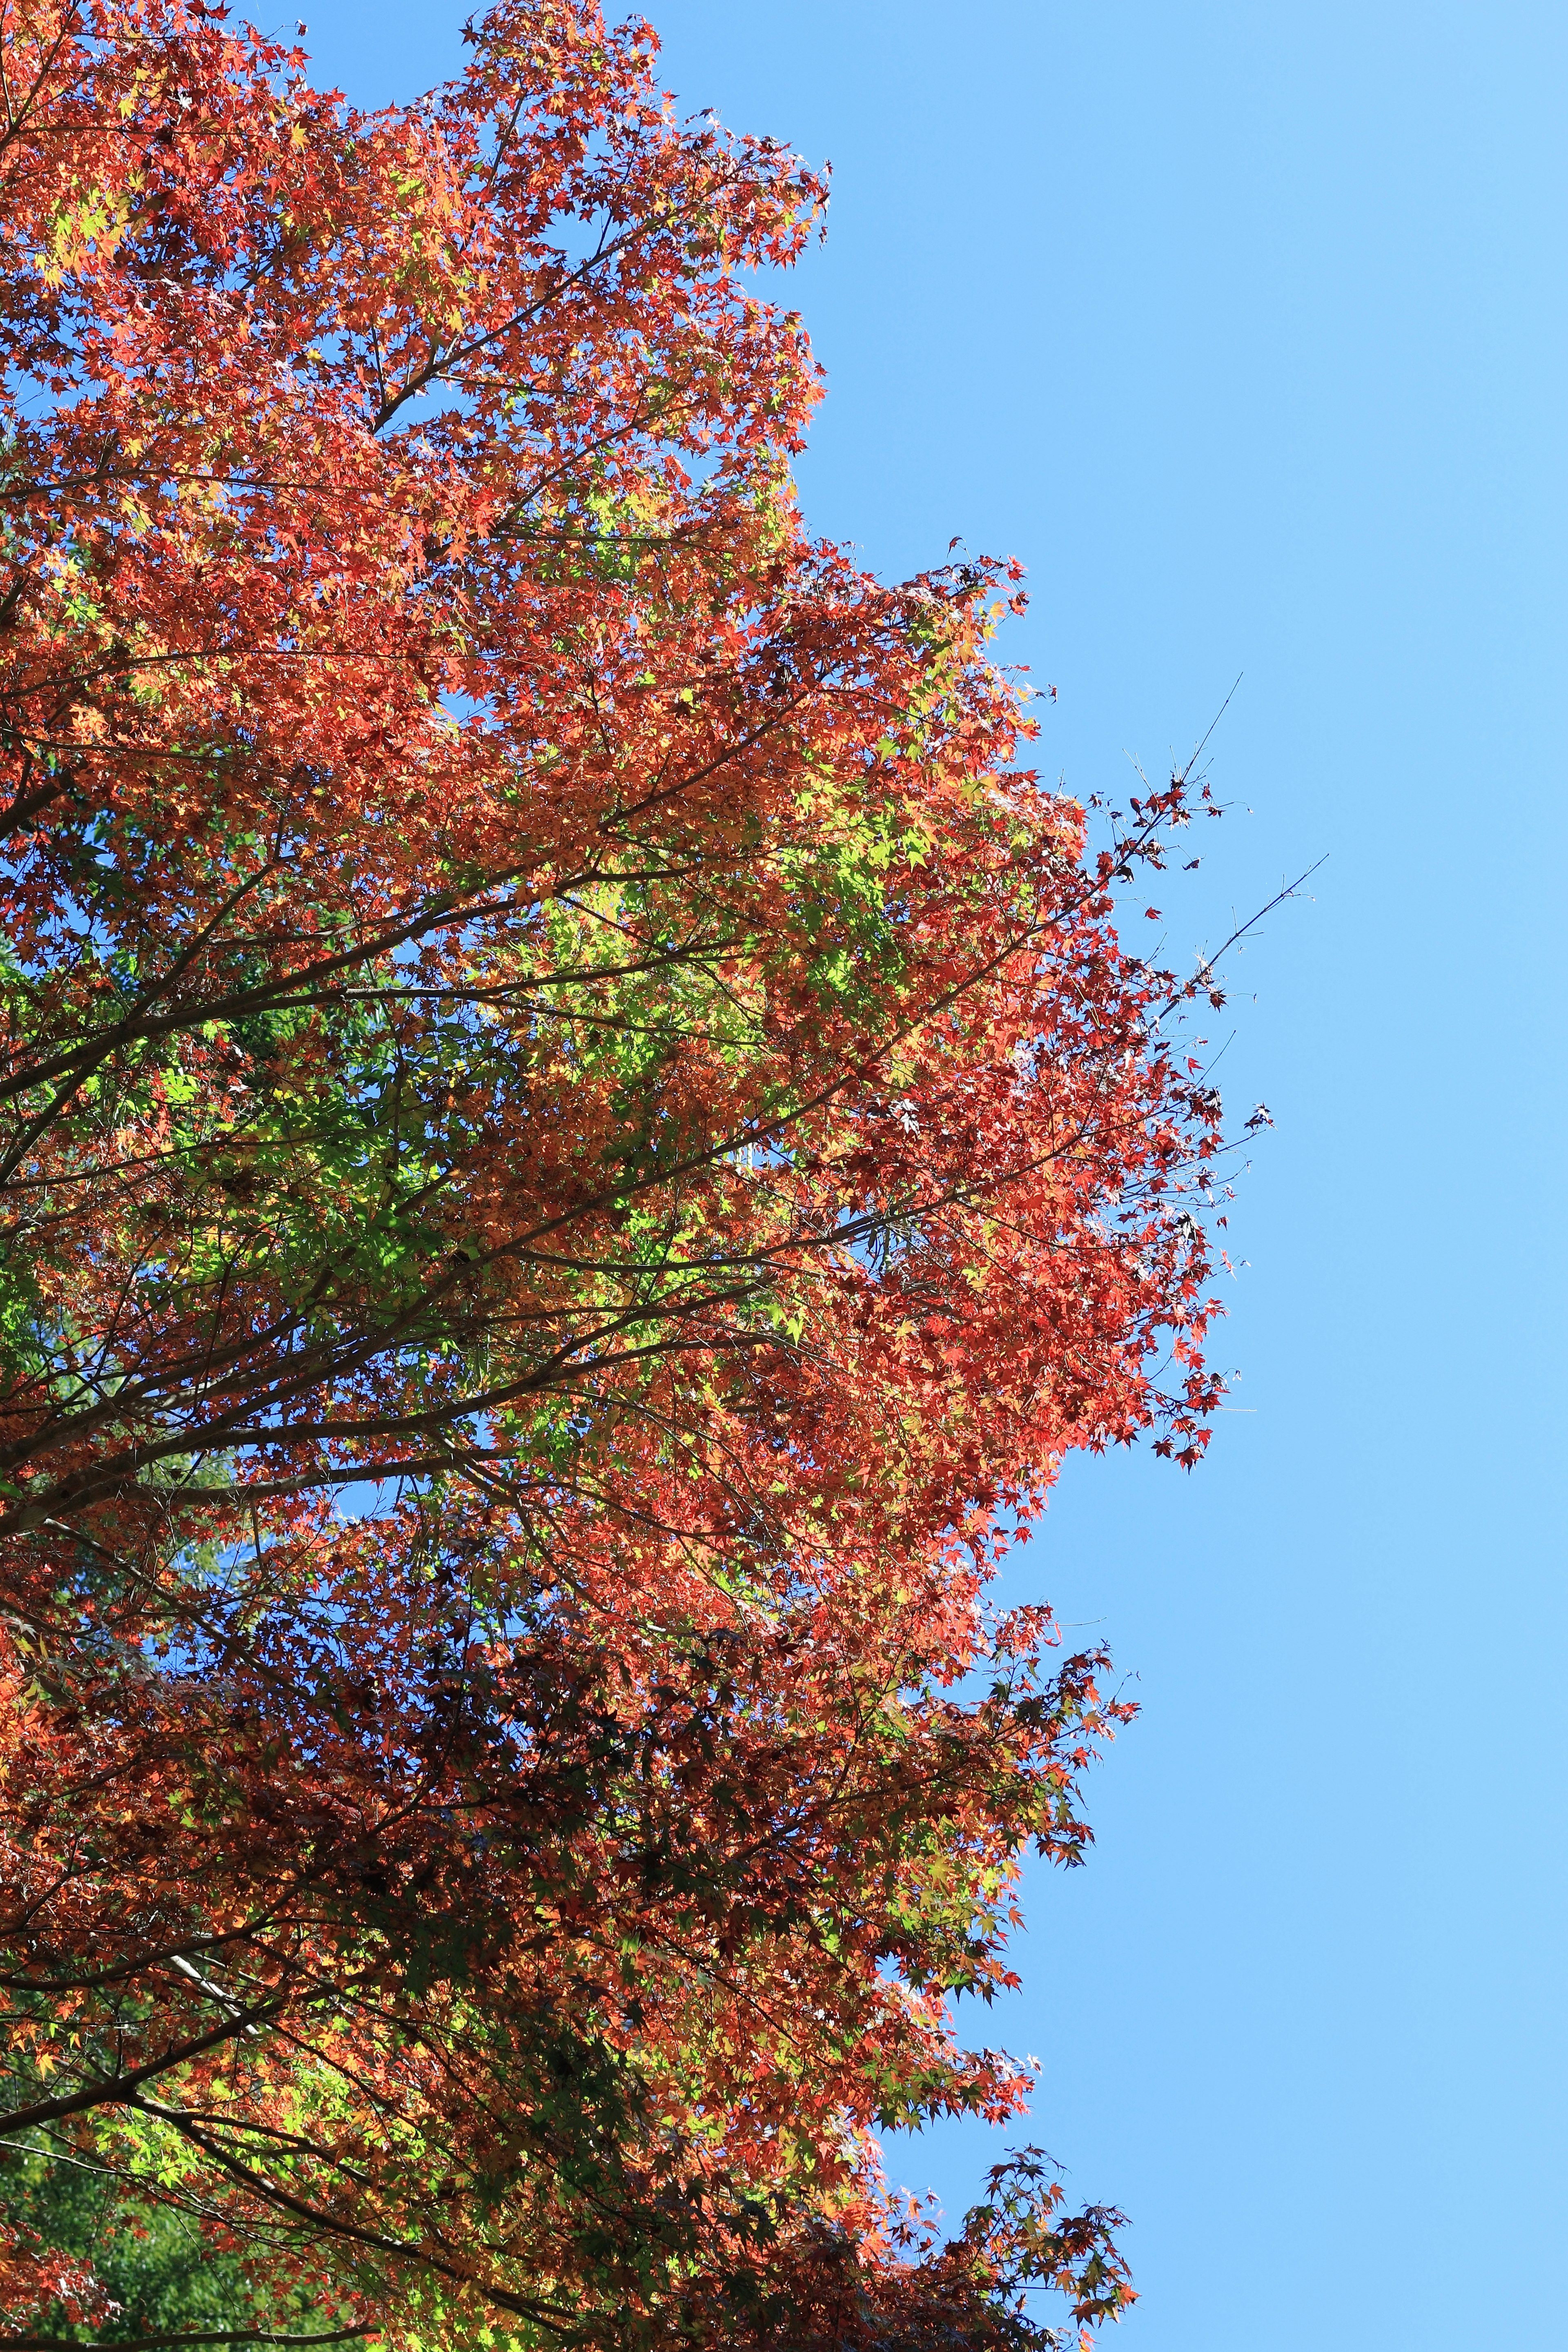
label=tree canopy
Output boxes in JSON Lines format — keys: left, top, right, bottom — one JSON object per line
{"left": 0, "top": 3, "right": 1233, "bottom": 2344}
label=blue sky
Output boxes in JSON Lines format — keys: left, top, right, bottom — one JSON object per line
{"left": 305, "top": 5, "right": 1568, "bottom": 2342}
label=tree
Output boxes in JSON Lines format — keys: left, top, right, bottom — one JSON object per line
{"left": 0, "top": 2, "right": 1232, "bottom": 2343}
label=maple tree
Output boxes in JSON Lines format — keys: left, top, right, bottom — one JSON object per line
{"left": 0, "top": 1, "right": 1240, "bottom": 2344}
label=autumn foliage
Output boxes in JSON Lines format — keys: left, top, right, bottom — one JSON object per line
{"left": 0, "top": 2, "right": 1232, "bottom": 2343}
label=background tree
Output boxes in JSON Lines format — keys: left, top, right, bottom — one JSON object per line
{"left": 0, "top": 1, "right": 1237, "bottom": 2343}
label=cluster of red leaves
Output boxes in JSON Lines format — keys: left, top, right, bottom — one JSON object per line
{"left": 0, "top": 2220, "right": 112, "bottom": 2329}
{"left": 0, "top": 2, "right": 1231, "bottom": 2344}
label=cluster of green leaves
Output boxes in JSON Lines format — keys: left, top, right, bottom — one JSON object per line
{"left": 6, "top": 2140, "right": 285, "bottom": 2339}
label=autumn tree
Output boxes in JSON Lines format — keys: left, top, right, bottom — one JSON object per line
{"left": 0, "top": 2, "right": 1234, "bottom": 2343}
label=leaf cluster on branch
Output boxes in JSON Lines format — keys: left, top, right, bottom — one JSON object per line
{"left": 0, "top": 2, "right": 1236, "bottom": 2343}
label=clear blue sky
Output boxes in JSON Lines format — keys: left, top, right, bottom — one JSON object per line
{"left": 305, "top": 5, "right": 1568, "bottom": 2342}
